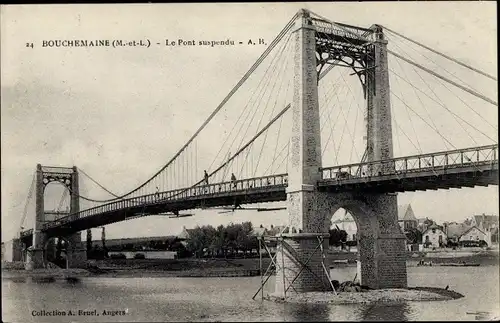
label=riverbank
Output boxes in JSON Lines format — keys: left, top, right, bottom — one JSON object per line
{"left": 267, "top": 286, "right": 464, "bottom": 304}
{"left": 2, "top": 249, "right": 497, "bottom": 281}
{"left": 1, "top": 258, "right": 270, "bottom": 280}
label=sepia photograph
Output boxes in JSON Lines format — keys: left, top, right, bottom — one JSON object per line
{"left": 1, "top": 2, "right": 498, "bottom": 322}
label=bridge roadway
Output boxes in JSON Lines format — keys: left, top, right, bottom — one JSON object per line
{"left": 20, "top": 145, "right": 498, "bottom": 241}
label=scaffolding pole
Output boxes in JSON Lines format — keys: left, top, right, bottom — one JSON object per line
{"left": 259, "top": 238, "right": 263, "bottom": 300}
{"left": 252, "top": 233, "right": 336, "bottom": 301}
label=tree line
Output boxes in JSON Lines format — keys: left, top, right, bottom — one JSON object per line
{"left": 186, "top": 223, "right": 356, "bottom": 258}
{"left": 186, "top": 222, "right": 259, "bottom": 258}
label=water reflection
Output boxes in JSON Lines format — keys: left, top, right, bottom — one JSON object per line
{"left": 2, "top": 265, "right": 499, "bottom": 322}
{"left": 285, "top": 303, "right": 330, "bottom": 322}
{"left": 357, "top": 302, "right": 412, "bottom": 321}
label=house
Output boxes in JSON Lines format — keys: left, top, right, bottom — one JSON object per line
{"left": 422, "top": 224, "right": 447, "bottom": 248}
{"left": 492, "top": 227, "right": 499, "bottom": 244}
{"left": 460, "top": 226, "right": 491, "bottom": 246}
{"left": 251, "top": 226, "right": 267, "bottom": 237}
{"left": 472, "top": 214, "right": 499, "bottom": 233}
{"left": 398, "top": 204, "right": 418, "bottom": 232}
{"left": 443, "top": 222, "right": 470, "bottom": 243}
{"left": 417, "top": 218, "right": 430, "bottom": 233}
{"left": 177, "top": 226, "right": 193, "bottom": 247}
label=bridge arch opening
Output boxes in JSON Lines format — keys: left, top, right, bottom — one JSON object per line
{"left": 44, "top": 236, "right": 71, "bottom": 269}
{"left": 43, "top": 182, "right": 71, "bottom": 220}
{"left": 316, "top": 193, "right": 386, "bottom": 288}
{"left": 329, "top": 208, "right": 358, "bottom": 250}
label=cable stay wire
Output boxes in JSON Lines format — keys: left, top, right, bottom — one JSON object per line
{"left": 386, "top": 33, "right": 486, "bottom": 104}
{"left": 313, "top": 11, "right": 496, "bottom": 146}
{"left": 268, "top": 73, "right": 292, "bottom": 174}
{"left": 388, "top": 35, "right": 469, "bottom": 149}
{"left": 74, "top": 12, "right": 300, "bottom": 203}
{"left": 389, "top": 59, "right": 424, "bottom": 153}
{"left": 321, "top": 81, "right": 350, "bottom": 165}
{"left": 307, "top": 11, "right": 457, "bottom": 154}
{"left": 387, "top": 35, "right": 484, "bottom": 148}
{"left": 252, "top": 42, "right": 293, "bottom": 177}
{"left": 55, "top": 189, "right": 69, "bottom": 212}
{"left": 388, "top": 34, "right": 497, "bottom": 132}
{"left": 64, "top": 55, "right": 341, "bottom": 215}
{"left": 391, "top": 112, "right": 422, "bottom": 154}
{"left": 214, "top": 32, "right": 293, "bottom": 181}
{"left": 337, "top": 71, "right": 362, "bottom": 161}
{"left": 382, "top": 25, "right": 497, "bottom": 81}
{"left": 388, "top": 51, "right": 497, "bottom": 107}
{"left": 212, "top": 31, "right": 293, "bottom": 176}
{"left": 264, "top": 141, "right": 290, "bottom": 175}
{"left": 333, "top": 86, "right": 356, "bottom": 163}
{"left": 19, "top": 171, "right": 36, "bottom": 232}
{"left": 389, "top": 68, "right": 496, "bottom": 143}
{"left": 306, "top": 10, "right": 497, "bottom": 106}
{"left": 390, "top": 91, "right": 458, "bottom": 149}
{"left": 235, "top": 34, "right": 294, "bottom": 179}
{"left": 236, "top": 48, "right": 289, "bottom": 178}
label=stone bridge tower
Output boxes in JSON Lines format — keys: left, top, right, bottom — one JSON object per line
{"left": 273, "top": 9, "right": 407, "bottom": 296}
{"left": 27, "top": 164, "right": 87, "bottom": 269}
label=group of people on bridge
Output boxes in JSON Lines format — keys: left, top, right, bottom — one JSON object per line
{"left": 203, "top": 170, "right": 237, "bottom": 188}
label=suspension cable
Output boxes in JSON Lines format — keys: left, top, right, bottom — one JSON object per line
{"left": 388, "top": 50, "right": 498, "bottom": 106}
{"left": 74, "top": 12, "right": 300, "bottom": 203}
{"left": 79, "top": 168, "right": 120, "bottom": 198}
{"left": 307, "top": 10, "right": 498, "bottom": 107}
{"left": 382, "top": 25, "right": 497, "bottom": 81}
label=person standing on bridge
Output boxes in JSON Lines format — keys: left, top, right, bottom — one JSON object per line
{"left": 231, "top": 173, "right": 237, "bottom": 188}
{"left": 204, "top": 170, "right": 209, "bottom": 185}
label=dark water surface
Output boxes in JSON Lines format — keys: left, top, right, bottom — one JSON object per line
{"left": 2, "top": 265, "right": 499, "bottom": 322}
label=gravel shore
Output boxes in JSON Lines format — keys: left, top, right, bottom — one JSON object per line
{"left": 267, "top": 287, "right": 464, "bottom": 304}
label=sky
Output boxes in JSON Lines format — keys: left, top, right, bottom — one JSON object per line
{"left": 1, "top": 2, "right": 498, "bottom": 242}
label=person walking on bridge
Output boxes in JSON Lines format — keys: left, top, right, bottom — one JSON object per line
{"left": 203, "top": 170, "right": 209, "bottom": 185}
{"left": 231, "top": 173, "right": 237, "bottom": 188}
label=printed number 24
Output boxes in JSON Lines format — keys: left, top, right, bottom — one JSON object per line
{"left": 26, "top": 42, "right": 33, "bottom": 48}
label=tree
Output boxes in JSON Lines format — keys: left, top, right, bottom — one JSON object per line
{"left": 405, "top": 228, "right": 422, "bottom": 244}
{"left": 186, "top": 225, "right": 217, "bottom": 258}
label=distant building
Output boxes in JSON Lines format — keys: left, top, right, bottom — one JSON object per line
{"left": 492, "top": 227, "right": 499, "bottom": 244}
{"left": 460, "top": 226, "right": 491, "bottom": 246}
{"left": 251, "top": 226, "right": 267, "bottom": 237}
{"left": 422, "top": 224, "right": 446, "bottom": 248}
{"left": 444, "top": 222, "right": 492, "bottom": 246}
{"left": 443, "top": 222, "right": 470, "bottom": 243}
{"left": 471, "top": 214, "right": 499, "bottom": 233}
{"left": 398, "top": 204, "right": 418, "bottom": 232}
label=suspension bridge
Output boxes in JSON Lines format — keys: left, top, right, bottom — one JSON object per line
{"left": 11, "top": 9, "right": 497, "bottom": 292}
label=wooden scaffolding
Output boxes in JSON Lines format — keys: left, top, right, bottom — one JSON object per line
{"left": 252, "top": 232, "right": 337, "bottom": 301}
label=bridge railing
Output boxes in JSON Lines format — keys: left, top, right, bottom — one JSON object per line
{"left": 39, "top": 173, "right": 288, "bottom": 231}
{"left": 321, "top": 144, "right": 498, "bottom": 181}
{"left": 20, "top": 145, "right": 497, "bottom": 237}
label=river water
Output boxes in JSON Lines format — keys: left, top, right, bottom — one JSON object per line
{"left": 2, "top": 265, "right": 499, "bottom": 322}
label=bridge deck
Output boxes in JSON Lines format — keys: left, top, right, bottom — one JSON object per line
{"left": 20, "top": 145, "right": 498, "bottom": 240}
